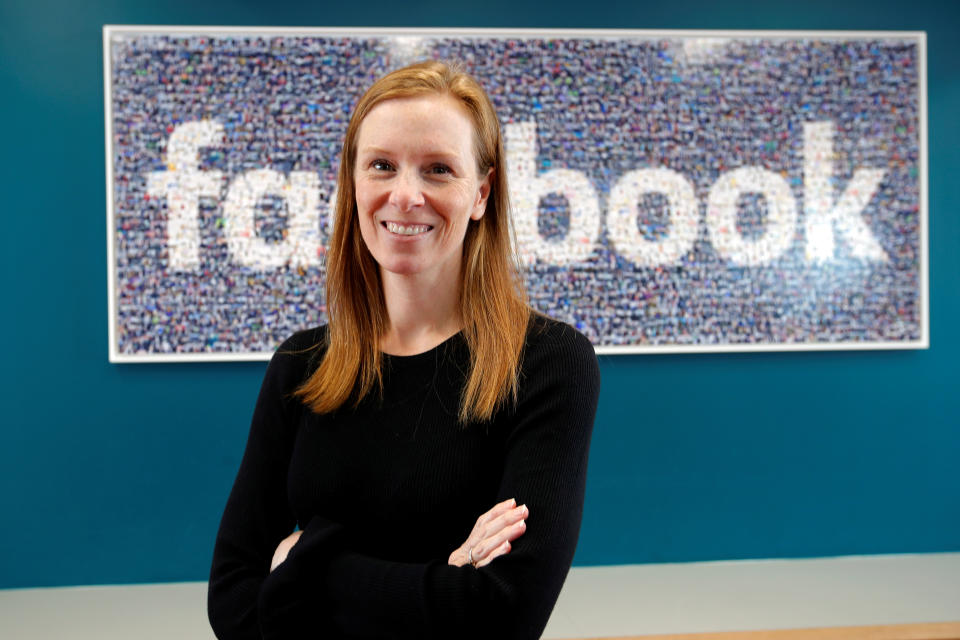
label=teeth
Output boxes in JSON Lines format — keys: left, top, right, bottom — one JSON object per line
{"left": 385, "top": 222, "right": 431, "bottom": 236}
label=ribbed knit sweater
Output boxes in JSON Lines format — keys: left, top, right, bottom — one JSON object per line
{"left": 208, "top": 315, "right": 601, "bottom": 639}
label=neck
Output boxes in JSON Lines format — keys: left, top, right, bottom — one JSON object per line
{"left": 380, "top": 268, "right": 462, "bottom": 356}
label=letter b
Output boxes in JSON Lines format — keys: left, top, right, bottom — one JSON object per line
{"left": 506, "top": 121, "right": 600, "bottom": 266}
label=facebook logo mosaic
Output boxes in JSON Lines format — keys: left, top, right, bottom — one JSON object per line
{"left": 106, "top": 29, "right": 925, "bottom": 359}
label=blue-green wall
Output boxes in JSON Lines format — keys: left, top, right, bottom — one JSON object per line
{"left": 1, "top": 0, "right": 957, "bottom": 589}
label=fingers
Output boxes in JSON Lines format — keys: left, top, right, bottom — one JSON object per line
{"left": 475, "top": 540, "right": 511, "bottom": 568}
{"left": 469, "top": 503, "right": 528, "bottom": 567}
{"left": 476, "top": 498, "right": 518, "bottom": 527}
{"left": 471, "top": 516, "right": 526, "bottom": 565}
{"left": 485, "top": 503, "right": 528, "bottom": 537}
{"left": 448, "top": 499, "right": 531, "bottom": 569}
{"left": 270, "top": 529, "right": 303, "bottom": 572}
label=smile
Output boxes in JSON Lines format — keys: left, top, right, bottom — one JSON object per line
{"left": 384, "top": 221, "right": 433, "bottom": 236}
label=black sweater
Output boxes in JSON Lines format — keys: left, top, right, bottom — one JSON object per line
{"left": 208, "top": 316, "right": 601, "bottom": 639}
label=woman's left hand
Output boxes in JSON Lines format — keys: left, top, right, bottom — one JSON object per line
{"left": 448, "top": 498, "right": 529, "bottom": 568}
{"left": 270, "top": 530, "right": 303, "bottom": 572}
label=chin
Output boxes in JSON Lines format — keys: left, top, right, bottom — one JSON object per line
{"left": 377, "top": 259, "right": 426, "bottom": 277}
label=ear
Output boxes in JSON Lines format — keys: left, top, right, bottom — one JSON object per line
{"left": 470, "top": 168, "right": 494, "bottom": 221}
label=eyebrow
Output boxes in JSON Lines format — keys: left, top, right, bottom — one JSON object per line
{"left": 357, "top": 146, "right": 464, "bottom": 163}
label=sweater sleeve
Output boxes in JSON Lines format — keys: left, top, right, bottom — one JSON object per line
{"left": 263, "top": 321, "right": 600, "bottom": 639}
{"left": 208, "top": 330, "right": 329, "bottom": 640}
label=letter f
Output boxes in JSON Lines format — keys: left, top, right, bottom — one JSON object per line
{"left": 146, "top": 121, "right": 225, "bottom": 270}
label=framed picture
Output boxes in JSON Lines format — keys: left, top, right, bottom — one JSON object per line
{"left": 104, "top": 27, "right": 927, "bottom": 361}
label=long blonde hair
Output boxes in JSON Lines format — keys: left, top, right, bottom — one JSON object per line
{"left": 295, "top": 60, "right": 530, "bottom": 423}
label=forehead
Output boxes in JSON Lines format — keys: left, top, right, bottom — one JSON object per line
{"left": 356, "top": 93, "right": 477, "bottom": 158}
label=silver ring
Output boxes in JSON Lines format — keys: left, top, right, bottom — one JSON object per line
{"left": 468, "top": 547, "right": 477, "bottom": 566}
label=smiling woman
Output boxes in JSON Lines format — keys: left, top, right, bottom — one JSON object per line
{"left": 354, "top": 92, "right": 492, "bottom": 330}
{"left": 207, "top": 60, "right": 601, "bottom": 640}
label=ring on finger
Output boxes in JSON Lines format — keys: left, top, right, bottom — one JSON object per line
{"left": 468, "top": 547, "right": 478, "bottom": 567}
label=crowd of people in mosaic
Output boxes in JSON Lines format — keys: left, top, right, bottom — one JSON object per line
{"left": 110, "top": 32, "right": 922, "bottom": 355}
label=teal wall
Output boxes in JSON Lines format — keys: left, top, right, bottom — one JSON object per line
{"left": 1, "top": 0, "right": 957, "bottom": 589}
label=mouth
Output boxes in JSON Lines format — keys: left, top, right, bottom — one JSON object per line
{"left": 383, "top": 221, "right": 434, "bottom": 236}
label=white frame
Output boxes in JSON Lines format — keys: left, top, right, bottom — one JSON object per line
{"left": 104, "top": 26, "right": 929, "bottom": 362}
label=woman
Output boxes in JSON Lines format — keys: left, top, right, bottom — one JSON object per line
{"left": 208, "top": 60, "right": 600, "bottom": 640}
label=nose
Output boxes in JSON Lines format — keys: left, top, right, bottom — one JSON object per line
{"left": 388, "top": 168, "right": 425, "bottom": 212}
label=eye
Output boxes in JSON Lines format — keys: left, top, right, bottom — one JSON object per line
{"left": 371, "top": 159, "right": 394, "bottom": 172}
{"left": 427, "top": 164, "right": 453, "bottom": 176}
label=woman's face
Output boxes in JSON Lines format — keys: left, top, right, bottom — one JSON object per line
{"left": 353, "top": 93, "right": 491, "bottom": 284}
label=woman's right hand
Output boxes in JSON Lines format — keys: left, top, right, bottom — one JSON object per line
{"left": 448, "top": 498, "right": 529, "bottom": 568}
{"left": 270, "top": 529, "right": 303, "bottom": 572}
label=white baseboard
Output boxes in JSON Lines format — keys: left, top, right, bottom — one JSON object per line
{"left": 1, "top": 553, "right": 957, "bottom": 639}
{"left": 542, "top": 553, "right": 960, "bottom": 638}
